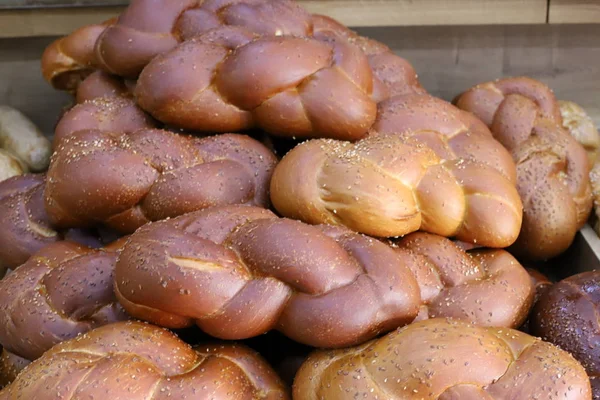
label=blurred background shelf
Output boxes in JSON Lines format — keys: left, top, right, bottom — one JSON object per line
{"left": 2, "top": 0, "right": 600, "bottom": 38}
{"left": 549, "top": 0, "right": 600, "bottom": 24}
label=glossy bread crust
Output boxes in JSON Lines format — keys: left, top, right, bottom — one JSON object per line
{"left": 0, "top": 240, "right": 129, "bottom": 363}
{"left": 294, "top": 318, "right": 592, "bottom": 400}
{"left": 270, "top": 134, "right": 523, "bottom": 247}
{"left": 0, "top": 321, "right": 289, "bottom": 399}
{"left": 114, "top": 205, "right": 533, "bottom": 348}
{"left": 45, "top": 129, "right": 277, "bottom": 233}
{"left": 530, "top": 271, "right": 600, "bottom": 399}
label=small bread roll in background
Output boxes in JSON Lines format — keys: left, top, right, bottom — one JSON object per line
{"left": 0, "top": 106, "right": 51, "bottom": 172}
{"left": 559, "top": 100, "right": 600, "bottom": 165}
{"left": 0, "top": 149, "right": 24, "bottom": 182}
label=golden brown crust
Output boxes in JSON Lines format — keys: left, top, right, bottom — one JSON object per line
{"left": 370, "top": 93, "right": 517, "bottom": 183}
{"left": 455, "top": 77, "right": 593, "bottom": 260}
{"left": 0, "top": 321, "right": 289, "bottom": 399}
{"left": 45, "top": 129, "right": 277, "bottom": 233}
{"left": 293, "top": 318, "right": 592, "bottom": 400}
{"left": 40, "top": 18, "right": 116, "bottom": 93}
{"left": 270, "top": 134, "right": 522, "bottom": 247}
{"left": 392, "top": 232, "right": 534, "bottom": 328}
{"left": 0, "top": 241, "right": 129, "bottom": 362}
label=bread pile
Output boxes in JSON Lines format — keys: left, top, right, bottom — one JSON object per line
{"left": 0, "top": 0, "right": 597, "bottom": 398}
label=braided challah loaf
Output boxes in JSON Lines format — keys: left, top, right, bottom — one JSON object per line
{"left": 370, "top": 94, "right": 517, "bottom": 183}
{"left": 311, "top": 14, "right": 424, "bottom": 102}
{"left": 115, "top": 205, "right": 421, "bottom": 348}
{"left": 455, "top": 77, "right": 593, "bottom": 260}
{"left": 294, "top": 318, "right": 592, "bottom": 400}
{"left": 53, "top": 95, "right": 155, "bottom": 147}
{"left": 115, "top": 205, "right": 533, "bottom": 349}
{"left": 392, "top": 232, "right": 534, "bottom": 328}
{"left": 0, "top": 240, "right": 129, "bottom": 363}
{"left": 134, "top": 26, "right": 376, "bottom": 140}
{"left": 41, "top": 18, "right": 116, "bottom": 92}
{"left": 45, "top": 129, "right": 276, "bottom": 233}
{"left": 95, "top": 0, "right": 312, "bottom": 78}
{"left": 270, "top": 134, "right": 522, "bottom": 247}
{"left": 0, "top": 321, "right": 289, "bottom": 400}
{"left": 530, "top": 271, "right": 600, "bottom": 399}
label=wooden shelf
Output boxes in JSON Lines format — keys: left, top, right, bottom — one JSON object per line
{"left": 301, "top": 0, "right": 547, "bottom": 27}
{"left": 0, "top": 0, "right": 549, "bottom": 38}
{"left": 549, "top": 0, "right": 600, "bottom": 24}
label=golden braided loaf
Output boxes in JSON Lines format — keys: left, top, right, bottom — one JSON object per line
{"left": 455, "top": 77, "right": 593, "bottom": 260}
{"left": 0, "top": 321, "right": 289, "bottom": 399}
{"left": 45, "top": 128, "right": 276, "bottom": 233}
{"left": 0, "top": 240, "right": 129, "bottom": 363}
{"left": 114, "top": 205, "right": 533, "bottom": 349}
{"left": 294, "top": 318, "right": 592, "bottom": 400}
{"left": 270, "top": 134, "right": 522, "bottom": 247}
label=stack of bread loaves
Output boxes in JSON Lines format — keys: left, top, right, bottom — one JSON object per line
{"left": 0, "top": 0, "right": 596, "bottom": 399}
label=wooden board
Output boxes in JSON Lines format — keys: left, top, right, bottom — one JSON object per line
{"left": 0, "top": 0, "right": 549, "bottom": 38}
{"left": 355, "top": 23, "right": 600, "bottom": 127}
{"left": 301, "top": 0, "right": 547, "bottom": 27}
{"left": 549, "top": 0, "right": 600, "bottom": 24}
{"left": 0, "top": 7, "right": 122, "bottom": 37}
